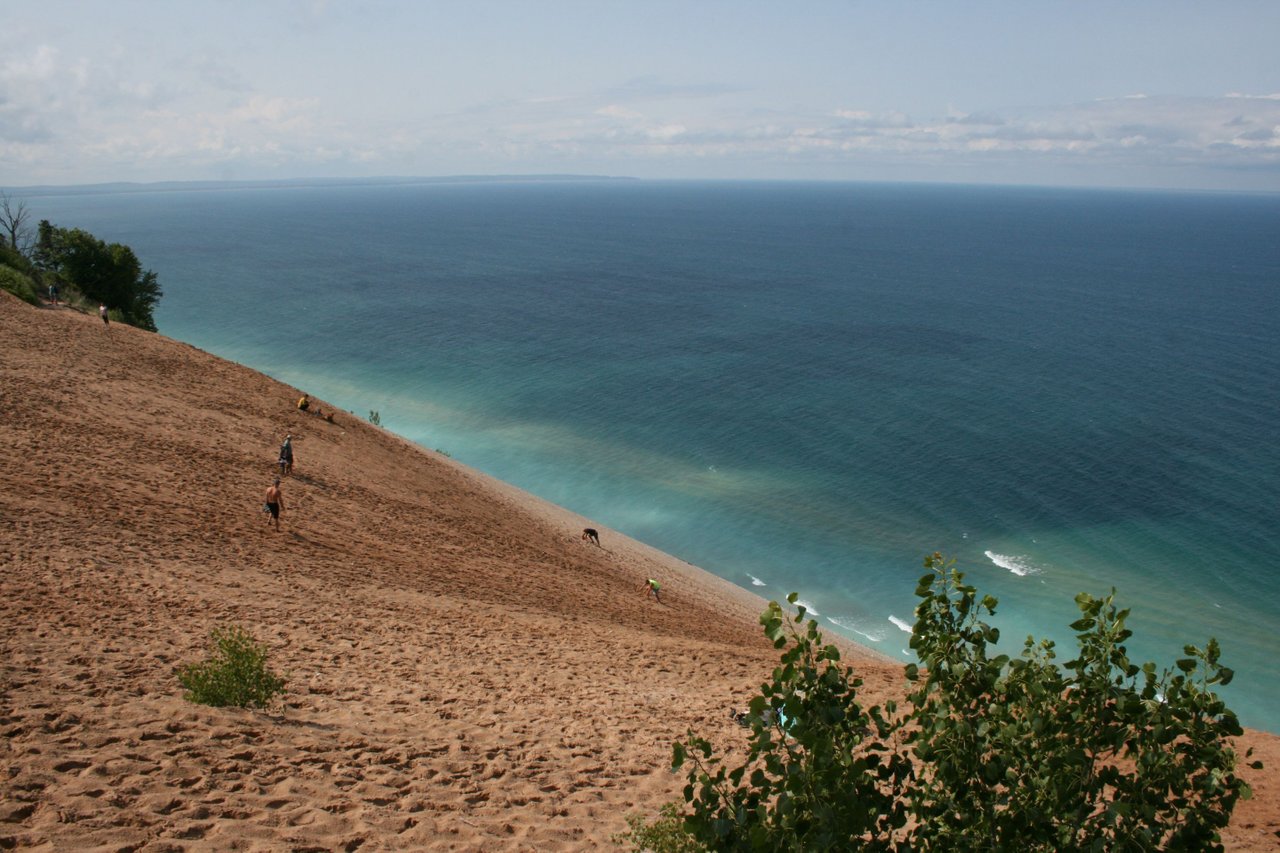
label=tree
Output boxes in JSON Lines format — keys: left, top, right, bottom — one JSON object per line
{"left": 905, "top": 554, "right": 1252, "bottom": 850}
{"left": 0, "top": 191, "right": 33, "bottom": 254}
{"left": 674, "top": 595, "right": 912, "bottom": 851}
{"left": 664, "top": 555, "right": 1257, "bottom": 852}
{"left": 37, "top": 222, "right": 163, "bottom": 330}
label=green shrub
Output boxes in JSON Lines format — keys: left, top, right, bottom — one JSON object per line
{"left": 675, "top": 594, "right": 911, "bottom": 851}
{"left": 614, "top": 802, "right": 707, "bottom": 852}
{"left": 178, "top": 625, "right": 286, "bottom": 709}
{"left": 671, "top": 555, "right": 1258, "bottom": 852}
{"left": 0, "top": 264, "right": 40, "bottom": 306}
{"left": 368, "top": 410, "right": 382, "bottom": 426}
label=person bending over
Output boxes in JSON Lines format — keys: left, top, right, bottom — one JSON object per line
{"left": 642, "top": 577, "right": 662, "bottom": 603}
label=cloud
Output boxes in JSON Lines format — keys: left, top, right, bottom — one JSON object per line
{"left": 486, "top": 92, "right": 1280, "bottom": 180}
{"left": 604, "top": 76, "right": 748, "bottom": 102}
{"left": 945, "top": 111, "right": 1006, "bottom": 127}
{"left": 3, "top": 45, "right": 60, "bottom": 81}
{"left": 455, "top": 86, "right": 1280, "bottom": 183}
{"left": 3, "top": 42, "right": 1280, "bottom": 189}
{"left": 596, "top": 105, "right": 643, "bottom": 120}
{"left": 0, "top": 41, "right": 348, "bottom": 182}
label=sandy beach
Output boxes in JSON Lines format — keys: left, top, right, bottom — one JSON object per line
{"left": 2, "top": 291, "right": 1277, "bottom": 851}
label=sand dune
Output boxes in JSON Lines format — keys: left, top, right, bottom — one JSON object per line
{"left": 2, "top": 292, "right": 1276, "bottom": 851}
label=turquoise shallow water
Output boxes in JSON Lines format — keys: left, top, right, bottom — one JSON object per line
{"left": 24, "top": 179, "right": 1280, "bottom": 730}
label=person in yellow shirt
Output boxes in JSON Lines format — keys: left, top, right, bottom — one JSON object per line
{"left": 642, "top": 577, "right": 662, "bottom": 603}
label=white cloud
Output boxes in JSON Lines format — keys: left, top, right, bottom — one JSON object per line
{"left": 596, "top": 105, "right": 643, "bottom": 120}
{"left": 3, "top": 45, "right": 60, "bottom": 81}
{"left": 3, "top": 31, "right": 1280, "bottom": 189}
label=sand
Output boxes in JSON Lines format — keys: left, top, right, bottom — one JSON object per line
{"left": 2, "top": 292, "right": 1277, "bottom": 851}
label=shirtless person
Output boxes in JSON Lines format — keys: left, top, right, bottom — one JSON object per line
{"left": 264, "top": 478, "right": 284, "bottom": 531}
{"left": 582, "top": 527, "right": 601, "bottom": 546}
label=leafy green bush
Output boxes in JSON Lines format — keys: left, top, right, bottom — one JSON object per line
{"left": 0, "top": 264, "right": 40, "bottom": 306}
{"left": 368, "top": 410, "right": 382, "bottom": 426}
{"left": 178, "top": 626, "right": 286, "bottom": 709}
{"left": 675, "top": 595, "right": 910, "bottom": 851}
{"left": 906, "top": 554, "right": 1254, "bottom": 850}
{"left": 670, "top": 554, "right": 1258, "bottom": 852}
{"left": 614, "top": 802, "right": 708, "bottom": 852}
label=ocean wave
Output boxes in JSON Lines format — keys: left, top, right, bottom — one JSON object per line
{"left": 748, "top": 574, "right": 767, "bottom": 587}
{"left": 827, "top": 616, "right": 888, "bottom": 643}
{"left": 794, "top": 599, "right": 820, "bottom": 617}
{"left": 888, "top": 615, "right": 914, "bottom": 634}
{"left": 984, "top": 550, "right": 1037, "bottom": 577}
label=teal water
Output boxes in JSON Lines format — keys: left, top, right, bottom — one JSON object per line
{"left": 23, "top": 179, "right": 1280, "bottom": 730}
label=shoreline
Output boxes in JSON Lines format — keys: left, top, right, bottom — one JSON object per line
{"left": 2, "top": 292, "right": 1275, "bottom": 850}
{"left": 321, "top": 366, "right": 900, "bottom": 672}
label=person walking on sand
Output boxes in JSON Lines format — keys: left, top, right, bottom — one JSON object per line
{"left": 278, "top": 434, "right": 294, "bottom": 477}
{"left": 642, "top": 577, "right": 662, "bottom": 603}
{"left": 99, "top": 304, "right": 109, "bottom": 325}
{"left": 264, "top": 478, "right": 284, "bottom": 532}
{"left": 48, "top": 283, "right": 59, "bottom": 305}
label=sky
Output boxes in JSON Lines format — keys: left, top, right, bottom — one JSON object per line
{"left": 3, "top": 0, "right": 1280, "bottom": 191}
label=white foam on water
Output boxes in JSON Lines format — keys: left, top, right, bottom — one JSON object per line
{"left": 888, "top": 615, "right": 914, "bottom": 634}
{"left": 794, "top": 599, "right": 820, "bottom": 617}
{"left": 984, "top": 550, "right": 1037, "bottom": 577}
{"left": 748, "top": 574, "right": 767, "bottom": 587}
{"left": 827, "top": 616, "right": 888, "bottom": 643}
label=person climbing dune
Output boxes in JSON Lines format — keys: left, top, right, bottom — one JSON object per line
{"left": 642, "top": 577, "right": 662, "bottom": 603}
{"left": 263, "top": 478, "right": 284, "bottom": 532}
{"left": 278, "top": 434, "right": 293, "bottom": 476}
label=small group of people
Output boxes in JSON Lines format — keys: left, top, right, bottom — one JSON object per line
{"left": 263, "top": 431, "right": 294, "bottom": 532}
{"left": 263, "top": 393, "right": 332, "bottom": 532}
{"left": 266, "top": 406, "right": 671, "bottom": 608}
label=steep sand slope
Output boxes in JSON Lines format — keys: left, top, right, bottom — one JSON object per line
{"left": 1, "top": 293, "right": 1276, "bottom": 850}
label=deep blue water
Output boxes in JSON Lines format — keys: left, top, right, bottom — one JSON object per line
{"left": 23, "top": 180, "right": 1280, "bottom": 730}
